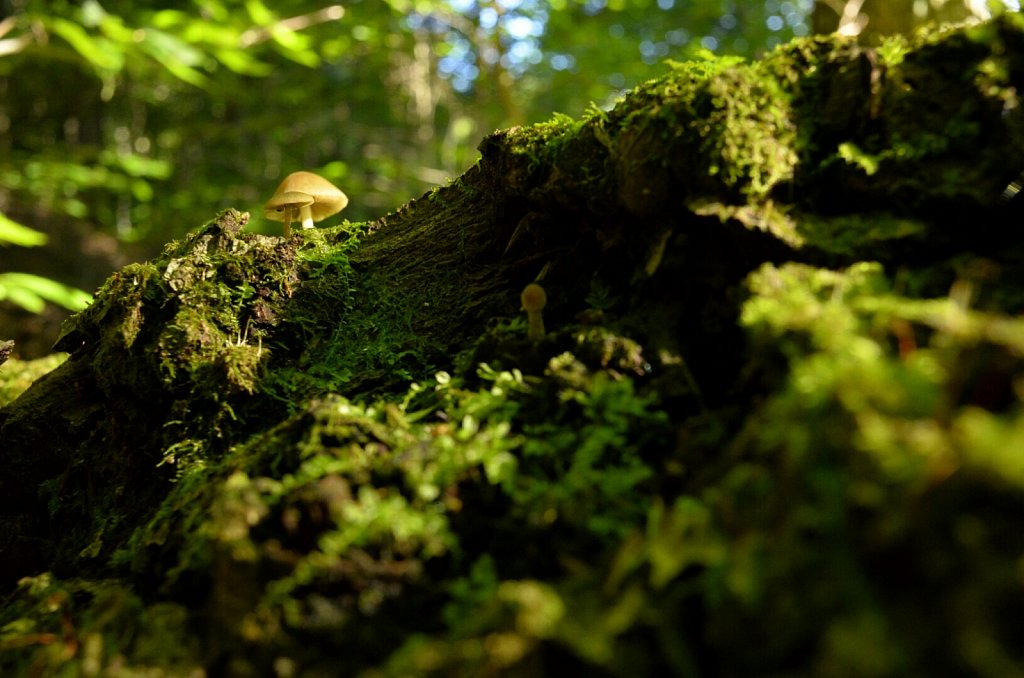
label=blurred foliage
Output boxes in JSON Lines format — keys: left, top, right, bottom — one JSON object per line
{"left": 0, "top": 0, "right": 819, "bottom": 260}
{"left": 0, "top": 0, "right": 1017, "bottom": 325}
{"left": 0, "top": 272, "right": 91, "bottom": 312}
{"left": 0, "top": 212, "right": 91, "bottom": 314}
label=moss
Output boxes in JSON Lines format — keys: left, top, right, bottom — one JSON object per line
{"left": 504, "top": 113, "right": 584, "bottom": 174}
{"left": 3, "top": 15, "right": 1024, "bottom": 678}
{"left": 88, "top": 352, "right": 664, "bottom": 673}
{"left": 0, "top": 354, "right": 66, "bottom": 407}
{"left": 0, "top": 575, "right": 202, "bottom": 674}
{"left": 605, "top": 53, "right": 798, "bottom": 221}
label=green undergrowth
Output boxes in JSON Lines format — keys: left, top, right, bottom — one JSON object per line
{"left": 5, "top": 254, "right": 1024, "bottom": 676}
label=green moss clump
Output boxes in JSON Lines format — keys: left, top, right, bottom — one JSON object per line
{"left": 79, "top": 353, "right": 666, "bottom": 674}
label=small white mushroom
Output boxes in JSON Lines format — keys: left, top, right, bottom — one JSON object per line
{"left": 264, "top": 171, "right": 349, "bottom": 237}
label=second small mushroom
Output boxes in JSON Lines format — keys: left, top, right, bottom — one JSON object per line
{"left": 264, "top": 171, "right": 349, "bottom": 237}
{"left": 521, "top": 283, "right": 547, "bottom": 342}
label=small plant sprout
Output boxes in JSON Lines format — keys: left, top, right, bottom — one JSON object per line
{"left": 263, "top": 171, "right": 349, "bottom": 237}
{"left": 521, "top": 282, "right": 547, "bottom": 342}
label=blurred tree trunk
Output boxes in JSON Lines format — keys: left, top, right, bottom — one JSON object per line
{"left": 812, "top": 0, "right": 992, "bottom": 39}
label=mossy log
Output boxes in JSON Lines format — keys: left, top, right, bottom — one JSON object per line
{"left": 2, "top": 16, "right": 1024, "bottom": 676}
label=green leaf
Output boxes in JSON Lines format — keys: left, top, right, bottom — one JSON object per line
{"left": 1, "top": 284, "right": 45, "bottom": 313}
{"left": 138, "top": 28, "right": 211, "bottom": 87}
{"left": 0, "top": 273, "right": 92, "bottom": 313}
{"left": 149, "top": 9, "right": 190, "bottom": 30}
{"left": 101, "top": 150, "right": 173, "bottom": 179}
{"left": 244, "top": 0, "right": 276, "bottom": 25}
{"left": 0, "top": 213, "right": 47, "bottom": 247}
{"left": 49, "top": 17, "right": 123, "bottom": 71}
{"left": 214, "top": 48, "right": 273, "bottom": 76}
{"left": 270, "top": 28, "right": 320, "bottom": 67}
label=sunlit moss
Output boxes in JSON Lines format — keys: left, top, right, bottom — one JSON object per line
{"left": 0, "top": 353, "right": 66, "bottom": 406}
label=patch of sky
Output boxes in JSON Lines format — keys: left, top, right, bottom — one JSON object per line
{"left": 429, "top": 0, "right": 818, "bottom": 91}
{"left": 640, "top": 39, "right": 670, "bottom": 64}
{"left": 550, "top": 53, "right": 576, "bottom": 71}
{"left": 480, "top": 6, "right": 498, "bottom": 28}
{"left": 666, "top": 28, "right": 689, "bottom": 45}
{"left": 506, "top": 14, "right": 540, "bottom": 39}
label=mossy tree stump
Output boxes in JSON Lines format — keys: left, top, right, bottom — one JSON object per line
{"left": 2, "top": 16, "right": 1024, "bottom": 677}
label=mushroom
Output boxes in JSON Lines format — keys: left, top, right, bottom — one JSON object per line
{"left": 264, "top": 171, "right": 349, "bottom": 237}
{"left": 520, "top": 283, "right": 547, "bottom": 342}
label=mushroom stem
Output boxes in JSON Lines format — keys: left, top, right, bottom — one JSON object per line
{"left": 520, "top": 283, "right": 547, "bottom": 343}
{"left": 283, "top": 210, "right": 293, "bottom": 238}
{"left": 526, "top": 309, "right": 545, "bottom": 342}
{"left": 299, "top": 204, "right": 315, "bottom": 230}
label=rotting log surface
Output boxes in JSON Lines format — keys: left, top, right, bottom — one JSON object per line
{"left": 2, "top": 16, "right": 1024, "bottom": 676}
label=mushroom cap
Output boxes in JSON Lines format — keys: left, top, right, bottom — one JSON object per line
{"left": 520, "top": 283, "right": 547, "bottom": 311}
{"left": 263, "top": 171, "right": 349, "bottom": 223}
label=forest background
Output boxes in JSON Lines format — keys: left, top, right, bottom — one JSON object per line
{"left": 0, "top": 0, "right": 1019, "bottom": 356}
